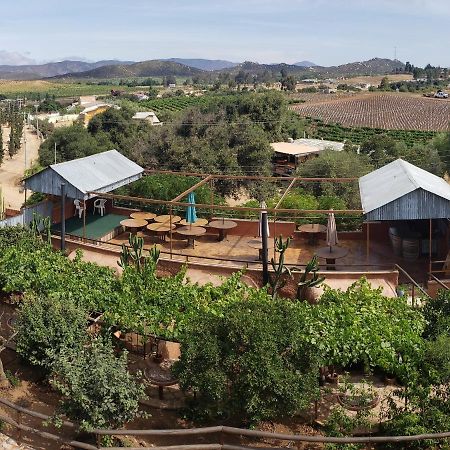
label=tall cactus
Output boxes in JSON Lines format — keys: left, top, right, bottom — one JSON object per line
{"left": 118, "top": 233, "right": 159, "bottom": 272}
{"left": 295, "top": 255, "right": 325, "bottom": 301}
{"left": 268, "top": 236, "right": 292, "bottom": 299}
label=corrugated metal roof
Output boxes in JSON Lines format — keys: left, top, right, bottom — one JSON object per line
{"left": 25, "top": 150, "right": 143, "bottom": 200}
{"left": 359, "top": 159, "right": 450, "bottom": 214}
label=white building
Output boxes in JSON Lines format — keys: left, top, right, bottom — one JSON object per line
{"left": 131, "top": 111, "right": 161, "bottom": 125}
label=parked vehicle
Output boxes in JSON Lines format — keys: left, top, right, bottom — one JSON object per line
{"left": 434, "top": 90, "right": 449, "bottom": 99}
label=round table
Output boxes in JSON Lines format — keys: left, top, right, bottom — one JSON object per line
{"left": 298, "top": 223, "right": 327, "bottom": 245}
{"left": 178, "top": 218, "right": 209, "bottom": 227}
{"left": 120, "top": 218, "right": 148, "bottom": 232}
{"left": 154, "top": 215, "right": 182, "bottom": 224}
{"left": 176, "top": 226, "right": 206, "bottom": 248}
{"left": 208, "top": 219, "right": 237, "bottom": 241}
{"left": 147, "top": 222, "right": 176, "bottom": 242}
{"left": 247, "top": 238, "right": 275, "bottom": 261}
{"left": 315, "top": 246, "right": 349, "bottom": 270}
{"left": 130, "top": 211, "right": 157, "bottom": 221}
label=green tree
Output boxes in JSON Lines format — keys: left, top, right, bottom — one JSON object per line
{"left": 51, "top": 337, "right": 146, "bottom": 431}
{"left": 15, "top": 294, "right": 88, "bottom": 373}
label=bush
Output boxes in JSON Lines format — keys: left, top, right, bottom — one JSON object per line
{"left": 51, "top": 337, "right": 146, "bottom": 431}
{"left": 16, "top": 294, "right": 88, "bottom": 373}
{"left": 174, "top": 297, "right": 320, "bottom": 423}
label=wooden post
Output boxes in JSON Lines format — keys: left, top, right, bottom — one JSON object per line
{"left": 429, "top": 218, "right": 432, "bottom": 281}
{"left": 16, "top": 410, "right": 21, "bottom": 444}
{"left": 366, "top": 221, "right": 370, "bottom": 263}
{"left": 210, "top": 179, "right": 214, "bottom": 219}
{"left": 60, "top": 183, "right": 66, "bottom": 252}
{"left": 83, "top": 199, "right": 86, "bottom": 241}
{"left": 262, "top": 211, "right": 269, "bottom": 286}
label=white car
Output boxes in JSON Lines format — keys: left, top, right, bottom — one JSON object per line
{"left": 434, "top": 91, "right": 449, "bottom": 99}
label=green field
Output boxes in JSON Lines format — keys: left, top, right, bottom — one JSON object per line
{"left": 305, "top": 118, "right": 437, "bottom": 146}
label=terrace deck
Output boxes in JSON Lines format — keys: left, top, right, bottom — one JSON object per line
{"left": 52, "top": 213, "right": 128, "bottom": 241}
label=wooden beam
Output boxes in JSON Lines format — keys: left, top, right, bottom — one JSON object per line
{"left": 146, "top": 168, "right": 358, "bottom": 183}
{"left": 171, "top": 175, "right": 213, "bottom": 202}
{"left": 275, "top": 178, "right": 297, "bottom": 210}
{"left": 88, "top": 191, "right": 363, "bottom": 216}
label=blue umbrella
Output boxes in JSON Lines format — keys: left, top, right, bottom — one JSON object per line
{"left": 186, "top": 192, "right": 197, "bottom": 225}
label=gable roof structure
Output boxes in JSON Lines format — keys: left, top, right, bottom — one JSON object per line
{"left": 359, "top": 159, "right": 450, "bottom": 220}
{"left": 24, "top": 150, "right": 144, "bottom": 200}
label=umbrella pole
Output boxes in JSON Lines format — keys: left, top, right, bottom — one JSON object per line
{"left": 83, "top": 199, "right": 86, "bottom": 242}
{"left": 262, "top": 211, "right": 269, "bottom": 286}
{"left": 429, "top": 219, "right": 432, "bottom": 280}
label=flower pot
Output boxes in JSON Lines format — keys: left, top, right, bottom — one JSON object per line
{"left": 326, "top": 372, "right": 339, "bottom": 385}
{"left": 153, "top": 353, "right": 164, "bottom": 364}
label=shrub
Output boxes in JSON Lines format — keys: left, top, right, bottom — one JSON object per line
{"left": 51, "top": 337, "right": 146, "bottom": 431}
{"left": 174, "top": 297, "right": 320, "bottom": 423}
{"left": 15, "top": 294, "right": 88, "bottom": 373}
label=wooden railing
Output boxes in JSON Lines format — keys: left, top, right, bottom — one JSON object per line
{"left": 1, "top": 397, "right": 450, "bottom": 449}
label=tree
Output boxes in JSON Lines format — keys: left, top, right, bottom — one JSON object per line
{"left": 379, "top": 76, "right": 390, "bottom": 90}
{"left": 51, "top": 337, "right": 146, "bottom": 431}
{"left": 297, "top": 150, "right": 373, "bottom": 208}
{"left": 174, "top": 297, "right": 320, "bottom": 423}
{"left": 15, "top": 294, "right": 88, "bottom": 373}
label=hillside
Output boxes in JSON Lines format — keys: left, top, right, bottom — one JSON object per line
{"left": 294, "top": 60, "right": 317, "bottom": 67}
{"left": 166, "top": 58, "right": 238, "bottom": 71}
{"left": 0, "top": 60, "right": 134, "bottom": 80}
{"left": 311, "top": 58, "right": 405, "bottom": 76}
{"left": 57, "top": 60, "right": 204, "bottom": 79}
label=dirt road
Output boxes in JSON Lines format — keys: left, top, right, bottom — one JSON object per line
{"left": 0, "top": 126, "right": 41, "bottom": 211}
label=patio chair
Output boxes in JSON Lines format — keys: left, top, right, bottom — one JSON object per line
{"left": 73, "top": 199, "right": 84, "bottom": 219}
{"left": 93, "top": 198, "right": 107, "bottom": 216}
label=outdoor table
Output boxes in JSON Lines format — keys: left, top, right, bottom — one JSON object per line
{"left": 144, "top": 366, "right": 179, "bottom": 401}
{"left": 208, "top": 219, "right": 237, "bottom": 241}
{"left": 247, "top": 238, "right": 275, "bottom": 261}
{"left": 298, "top": 223, "right": 327, "bottom": 245}
{"left": 147, "top": 222, "right": 176, "bottom": 242}
{"left": 120, "top": 218, "right": 148, "bottom": 232}
{"left": 176, "top": 226, "right": 206, "bottom": 248}
{"left": 315, "top": 246, "right": 349, "bottom": 270}
{"left": 154, "top": 215, "right": 182, "bottom": 224}
{"left": 178, "top": 218, "right": 209, "bottom": 227}
{"left": 130, "top": 212, "right": 157, "bottom": 221}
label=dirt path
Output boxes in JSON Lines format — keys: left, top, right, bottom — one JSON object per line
{"left": 0, "top": 126, "right": 41, "bottom": 211}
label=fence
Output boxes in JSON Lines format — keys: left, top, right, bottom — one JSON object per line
{"left": 0, "top": 200, "right": 52, "bottom": 230}
{"left": 0, "top": 397, "right": 449, "bottom": 450}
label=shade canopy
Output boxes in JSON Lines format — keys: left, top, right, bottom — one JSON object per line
{"left": 258, "top": 201, "right": 270, "bottom": 238}
{"left": 24, "top": 150, "right": 144, "bottom": 200}
{"left": 359, "top": 159, "right": 450, "bottom": 221}
{"left": 326, "top": 211, "right": 338, "bottom": 248}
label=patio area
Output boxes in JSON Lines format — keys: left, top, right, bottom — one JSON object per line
{"left": 52, "top": 213, "right": 129, "bottom": 241}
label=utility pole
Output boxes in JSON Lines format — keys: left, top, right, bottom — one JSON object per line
{"left": 54, "top": 142, "right": 57, "bottom": 164}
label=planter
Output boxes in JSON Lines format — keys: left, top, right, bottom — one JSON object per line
{"left": 337, "top": 392, "right": 380, "bottom": 411}
{"left": 153, "top": 353, "right": 164, "bottom": 364}
{"left": 326, "top": 372, "right": 339, "bottom": 385}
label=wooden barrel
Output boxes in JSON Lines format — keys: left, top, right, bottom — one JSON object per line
{"left": 389, "top": 229, "right": 402, "bottom": 256}
{"left": 402, "top": 238, "right": 420, "bottom": 260}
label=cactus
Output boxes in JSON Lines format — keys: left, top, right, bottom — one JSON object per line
{"left": 295, "top": 255, "right": 325, "bottom": 301}
{"left": 268, "top": 236, "right": 293, "bottom": 299}
{"left": 118, "top": 233, "right": 159, "bottom": 272}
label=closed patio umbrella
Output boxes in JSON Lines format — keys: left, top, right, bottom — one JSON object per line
{"left": 326, "top": 210, "right": 338, "bottom": 250}
{"left": 186, "top": 192, "right": 197, "bottom": 226}
{"left": 258, "top": 201, "right": 269, "bottom": 238}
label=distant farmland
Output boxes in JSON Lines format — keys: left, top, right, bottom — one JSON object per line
{"left": 291, "top": 93, "right": 450, "bottom": 132}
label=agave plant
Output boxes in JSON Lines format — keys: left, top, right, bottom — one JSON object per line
{"left": 268, "top": 236, "right": 292, "bottom": 299}
{"left": 295, "top": 255, "right": 325, "bottom": 301}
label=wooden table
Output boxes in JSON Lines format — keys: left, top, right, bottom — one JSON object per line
{"left": 130, "top": 212, "right": 156, "bottom": 221}
{"left": 315, "top": 246, "right": 349, "bottom": 270}
{"left": 298, "top": 223, "right": 327, "bottom": 245}
{"left": 147, "top": 222, "right": 176, "bottom": 242}
{"left": 176, "top": 226, "right": 206, "bottom": 248}
{"left": 120, "top": 218, "right": 148, "bottom": 232}
{"left": 178, "top": 218, "right": 209, "bottom": 227}
{"left": 208, "top": 219, "right": 237, "bottom": 241}
{"left": 247, "top": 238, "right": 275, "bottom": 261}
{"left": 154, "top": 215, "right": 181, "bottom": 224}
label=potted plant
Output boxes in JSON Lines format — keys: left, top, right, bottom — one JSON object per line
{"left": 295, "top": 256, "right": 325, "bottom": 303}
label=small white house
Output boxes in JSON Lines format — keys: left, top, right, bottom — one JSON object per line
{"left": 132, "top": 111, "right": 161, "bottom": 125}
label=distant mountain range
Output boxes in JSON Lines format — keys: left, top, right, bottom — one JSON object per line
{"left": 0, "top": 60, "right": 134, "bottom": 80}
{"left": 294, "top": 60, "right": 317, "bottom": 67}
{"left": 0, "top": 56, "right": 406, "bottom": 80}
{"left": 165, "top": 58, "right": 238, "bottom": 71}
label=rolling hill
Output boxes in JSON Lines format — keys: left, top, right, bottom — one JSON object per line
{"left": 0, "top": 60, "right": 134, "bottom": 80}
{"left": 165, "top": 58, "right": 238, "bottom": 71}
{"left": 56, "top": 60, "right": 204, "bottom": 79}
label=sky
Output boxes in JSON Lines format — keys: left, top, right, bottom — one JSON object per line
{"left": 1, "top": 0, "right": 449, "bottom": 67}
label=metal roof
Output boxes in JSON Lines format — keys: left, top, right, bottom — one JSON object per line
{"left": 271, "top": 138, "right": 344, "bottom": 157}
{"left": 359, "top": 159, "right": 450, "bottom": 220}
{"left": 25, "top": 150, "right": 143, "bottom": 200}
